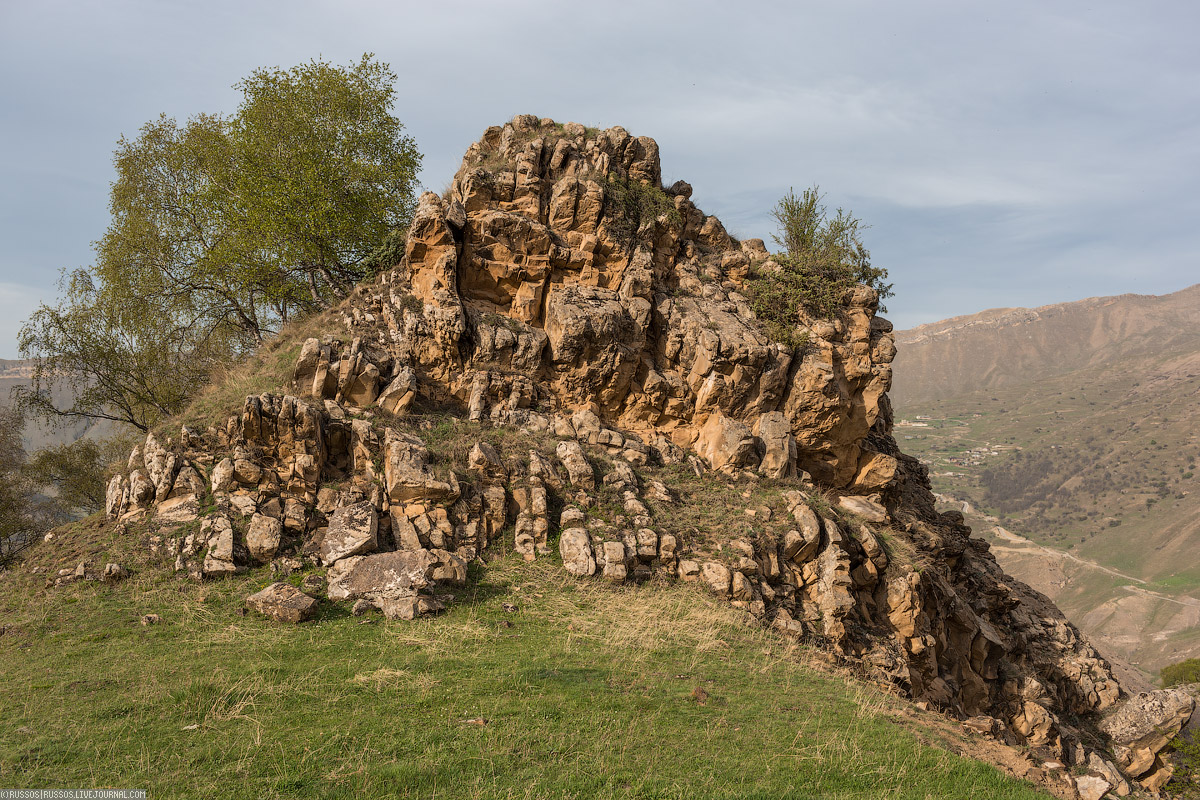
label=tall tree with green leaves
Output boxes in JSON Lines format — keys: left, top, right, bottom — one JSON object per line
{"left": 17, "top": 53, "right": 421, "bottom": 431}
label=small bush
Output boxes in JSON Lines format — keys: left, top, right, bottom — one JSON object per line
{"left": 601, "top": 173, "right": 681, "bottom": 244}
{"left": 1162, "top": 657, "right": 1200, "bottom": 687}
{"left": 744, "top": 186, "right": 893, "bottom": 335}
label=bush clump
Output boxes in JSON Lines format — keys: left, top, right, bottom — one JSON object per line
{"left": 601, "top": 173, "right": 682, "bottom": 244}
{"left": 1162, "top": 657, "right": 1200, "bottom": 687}
{"left": 745, "top": 186, "right": 893, "bottom": 337}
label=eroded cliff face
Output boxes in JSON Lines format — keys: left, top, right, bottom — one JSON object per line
{"left": 101, "top": 116, "right": 1186, "bottom": 797}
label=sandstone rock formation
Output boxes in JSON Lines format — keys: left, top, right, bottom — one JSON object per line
{"left": 100, "top": 115, "right": 1180, "bottom": 796}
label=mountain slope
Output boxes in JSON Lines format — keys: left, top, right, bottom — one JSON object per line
{"left": 891, "top": 285, "right": 1200, "bottom": 677}
{"left": 893, "top": 283, "right": 1200, "bottom": 406}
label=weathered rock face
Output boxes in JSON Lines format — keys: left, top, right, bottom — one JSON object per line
{"left": 373, "top": 115, "right": 897, "bottom": 488}
{"left": 1101, "top": 688, "right": 1196, "bottom": 791}
{"left": 102, "top": 116, "right": 1169, "bottom": 794}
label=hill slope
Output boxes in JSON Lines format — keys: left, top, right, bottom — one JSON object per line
{"left": 893, "top": 283, "right": 1200, "bottom": 407}
{"left": 891, "top": 285, "right": 1200, "bottom": 677}
{"left": 6, "top": 116, "right": 1181, "bottom": 797}
{"left": 0, "top": 517, "right": 1052, "bottom": 800}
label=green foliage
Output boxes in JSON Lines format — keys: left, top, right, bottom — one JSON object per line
{"left": 231, "top": 54, "right": 421, "bottom": 303}
{"left": 16, "top": 269, "right": 225, "bottom": 431}
{"left": 1162, "top": 658, "right": 1200, "bottom": 688}
{"left": 601, "top": 173, "right": 682, "bottom": 245}
{"left": 1166, "top": 730, "right": 1200, "bottom": 796}
{"left": 745, "top": 186, "right": 893, "bottom": 340}
{"left": 17, "top": 54, "right": 420, "bottom": 431}
{"left": 0, "top": 406, "right": 50, "bottom": 561}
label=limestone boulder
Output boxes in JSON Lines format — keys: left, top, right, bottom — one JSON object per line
{"left": 694, "top": 414, "right": 760, "bottom": 473}
{"left": 383, "top": 431, "right": 459, "bottom": 503}
{"left": 326, "top": 550, "right": 439, "bottom": 602}
{"left": 559, "top": 528, "right": 596, "bottom": 576}
{"left": 246, "top": 582, "right": 319, "bottom": 623}
{"left": 600, "top": 540, "right": 629, "bottom": 581}
{"left": 377, "top": 366, "right": 417, "bottom": 415}
{"left": 1101, "top": 688, "right": 1195, "bottom": 779}
{"left": 755, "top": 412, "right": 797, "bottom": 479}
{"left": 200, "top": 515, "right": 238, "bottom": 577}
{"left": 555, "top": 440, "right": 595, "bottom": 488}
{"left": 156, "top": 494, "right": 199, "bottom": 524}
{"left": 701, "top": 562, "right": 732, "bottom": 597}
{"left": 246, "top": 514, "right": 284, "bottom": 563}
{"left": 320, "top": 501, "right": 379, "bottom": 565}
{"left": 837, "top": 495, "right": 887, "bottom": 523}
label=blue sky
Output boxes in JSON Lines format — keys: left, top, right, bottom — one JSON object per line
{"left": 1, "top": 0, "right": 1197, "bottom": 357}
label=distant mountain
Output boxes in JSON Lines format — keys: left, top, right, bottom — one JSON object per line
{"left": 893, "top": 283, "right": 1200, "bottom": 406}
{"left": 892, "top": 284, "right": 1200, "bottom": 679}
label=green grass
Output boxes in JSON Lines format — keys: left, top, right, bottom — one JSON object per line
{"left": 0, "top": 522, "right": 1049, "bottom": 799}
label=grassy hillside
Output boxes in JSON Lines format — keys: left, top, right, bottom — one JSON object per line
{"left": 0, "top": 517, "right": 1050, "bottom": 799}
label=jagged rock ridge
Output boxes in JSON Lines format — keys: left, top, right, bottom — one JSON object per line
{"left": 103, "top": 115, "right": 1190, "bottom": 796}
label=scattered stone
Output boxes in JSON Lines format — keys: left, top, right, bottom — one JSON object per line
{"left": 101, "top": 563, "right": 127, "bottom": 584}
{"left": 351, "top": 599, "right": 376, "bottom": 616}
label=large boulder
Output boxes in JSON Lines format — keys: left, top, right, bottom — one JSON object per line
{"left": 559, "top": 528, "right": 596, "bottom": 576}
{"left": 246, "top": 514, "right": 284, "bottom": 563}
{"left": 382, "top": 431, "right": 459, "bottom": 503}
{"left": 326, "top": 550, "right": 439, "bottom": 602}
{"left": 694, "top": 414, "right": 760, "bottom": 473}
{"left": 1101, "top": 688, "right": 1195, "bottom": 785}
{"left": 320, "top": 501, "right": 379, "bottom": 565}
{"left": 246, "top": 583, "right": 319, "bottom": 623}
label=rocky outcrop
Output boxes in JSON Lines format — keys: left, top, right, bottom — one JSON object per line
{"left": 100, "top": 116, "right": 1170, "bottom": 796}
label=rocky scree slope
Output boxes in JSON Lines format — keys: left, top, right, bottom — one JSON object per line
{"left": 101, "top": 115, "right": 1186, "bottom": 796}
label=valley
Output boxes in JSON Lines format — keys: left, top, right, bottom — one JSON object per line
{"left": 892, "top": 284, "right": 1200, "bottom": 679}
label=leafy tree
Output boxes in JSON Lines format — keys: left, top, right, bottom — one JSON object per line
{"left": 17, "top": 54, "right": 421, "bottom": 431}
{"left": 15, "top": 269, "right": 222, "bottom": 431}
{"left": 0, "top": 407, "right": 58, "bottom": 562}
{"left": 231, "top": 55, "right": 422, "bottom": 302}
{"left": 745, "top": 186, "right": 893, "bottom": 345}
{"left": 1162, "top": 658, "right": 1200, "bottom": 688}
{"left": 23, "top": 436, "right": 117, "bottom": 517}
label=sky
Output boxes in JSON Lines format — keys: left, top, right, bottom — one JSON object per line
{"left": 1, "top": 0, "right": 1198, "bottom": 358}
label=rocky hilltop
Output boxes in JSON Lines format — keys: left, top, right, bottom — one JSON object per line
{"left": 100, "top": 116, "right": 1190, "bottom": 796}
